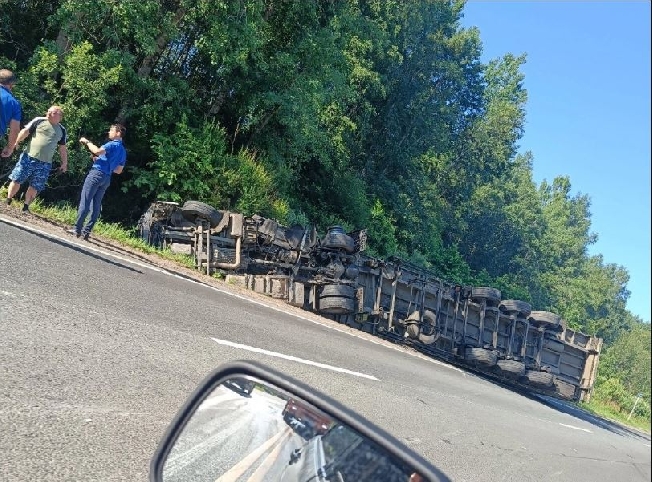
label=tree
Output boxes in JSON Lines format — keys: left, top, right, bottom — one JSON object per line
{"left": 0, "top": 0, "right": 61, "bottom": 68}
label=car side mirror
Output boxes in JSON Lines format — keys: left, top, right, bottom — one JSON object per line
{"left": 150, "top": 360, "right": 450, "bottom": 482}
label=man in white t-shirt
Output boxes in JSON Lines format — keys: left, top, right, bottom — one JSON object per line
{"left": 6, "top": 105, "right": 68, "bottom": 212}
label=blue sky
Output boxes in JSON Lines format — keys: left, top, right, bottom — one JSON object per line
{"left": 460, "top": 1, "right": 651, "bottom": 322}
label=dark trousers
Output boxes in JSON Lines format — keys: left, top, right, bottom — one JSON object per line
{"left": 75, "top": 169, "right": 111, "bottom": 235}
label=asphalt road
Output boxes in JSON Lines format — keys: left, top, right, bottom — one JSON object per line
{"left": 1, "top": 216, "right": 650, "bottom": 482}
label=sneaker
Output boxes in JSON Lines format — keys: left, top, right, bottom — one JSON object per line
{"left": 82, "top": 233, "right": 90, "bottom": 241}
{"left": 66, "top": 228, "right": 80, "bottom": 238}
{"left": 21, "top": 203, "right": 29, "bottom": 212}
{"left": 5, "top": 198, "right": 11, "bottom": 205}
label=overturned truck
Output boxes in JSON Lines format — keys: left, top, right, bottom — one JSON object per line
{"left": 138, "top": 200, "right": 602, "bottom": 402}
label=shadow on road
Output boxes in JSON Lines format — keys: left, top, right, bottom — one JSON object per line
{"left": 533, "top": 394, "right": 651, "bottom": 441}
{"left": 373, "top": 336, "right": 652, "bottom": 442}
{"left": 467, "top": 367, "right": 651, "bottom": 442}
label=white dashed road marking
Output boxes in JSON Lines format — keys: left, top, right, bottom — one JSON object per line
{"left": 559, "top": 423, "right": 592, "bottom": 433}
{"left": 211, "top": 337, "right": 379, "bottom": 381}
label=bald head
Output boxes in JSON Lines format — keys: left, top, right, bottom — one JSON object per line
{"left": 0, "top": 69, "right": 17, "bottom": 86}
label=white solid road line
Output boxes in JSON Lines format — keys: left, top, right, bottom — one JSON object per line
{"left": 212, "top": 337, "right": 379, "bottom": 381}
{"left": 245, "top": 430, "right": 291, "bottom": 482}
{"left": 215, "top": 427, "right": 292, "bottom": 482}
{"left": 0, "top": 214, "right": 170, "bottom": 273}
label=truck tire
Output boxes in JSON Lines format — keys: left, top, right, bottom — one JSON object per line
{"left": 499, "top": 300, "right": 532, "bottom": 316}
{"left": 464, "top": 347, "right": 498, "bottom": 367}
{"left": 422, "top": 310, "right": 437, "bottom": 326}
{"left": 418, "top": 332, "right": 438, "bottom": 345}
{"left": 421, "top": 310, "right": 438, "bottom": 334}
{"left": 496, "top": 359, "right": 526, "bottom": 378}
{"left": 523, "top": 370, "right": 554, "bottom": 387}
{"left": 181, "top": 200, "right": 223, "bottom": 228}
{"left": 320, "top": 284, "right": 356, "bottom": 299}
{"left": 529, "top": 311, "right": 561, "bottom": 328}
{"left": 405, "top": 322, "right": 420, "bottom": 338}
{"left": 321, "top": 232, "right": 355, "bottom": 253}
{"left": 471, "top": 287, "right": 501, "bottom": 303}
{"left": 318, "top": 296, "right": 355, "bottom": 315}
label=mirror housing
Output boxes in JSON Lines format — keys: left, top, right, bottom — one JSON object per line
{"left": 150, "top": 360, "right": 450, "bottom": 481}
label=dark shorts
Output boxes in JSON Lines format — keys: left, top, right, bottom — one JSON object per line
{"left": 9, "top": 152, "right": 53, "bottom": 193}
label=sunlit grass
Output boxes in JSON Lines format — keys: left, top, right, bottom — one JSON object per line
{"left": 1, "top": 190, "right": 195, "bottom": 270}
{"left": 31, "top": 200, "right": 78, "bottom": 224}
{"left": 581, "top": 399, "right": 651, "bottom": 433}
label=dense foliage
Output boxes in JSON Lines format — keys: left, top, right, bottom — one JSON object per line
{"left": 1, "top": 0, "right": 648, "bottom": 414}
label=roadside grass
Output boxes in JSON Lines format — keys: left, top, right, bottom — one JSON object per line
{"left": 3, "top": 189, "right": 650, "bottom": 435}
{"left": 580, "top": 399, "right": 651, "bottom": 434}
{"left": 1, "top": 190, "right": 195, "bottom": 270}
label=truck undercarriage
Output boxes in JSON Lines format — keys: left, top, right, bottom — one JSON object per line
{"left": 138, "top": 200, "right": 602, "bottom": 403}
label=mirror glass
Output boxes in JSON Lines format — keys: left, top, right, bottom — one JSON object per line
{"left": 162, "top": 376, "right": 428, "bottom": 482}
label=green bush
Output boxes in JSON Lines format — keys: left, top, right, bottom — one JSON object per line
{"left": 594, "top": 378, "right": 651, "bottom": 420}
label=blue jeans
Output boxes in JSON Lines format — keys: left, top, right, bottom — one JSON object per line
{"left": 75, "top": 169, "right": 111, "bottom": 235}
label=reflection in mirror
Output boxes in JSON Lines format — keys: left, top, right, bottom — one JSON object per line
{"left": 162, "top": 376, "right": 428, "bottom": 482}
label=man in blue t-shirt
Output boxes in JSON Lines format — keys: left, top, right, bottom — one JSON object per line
{"left": 68, "top": 123, "right": 126, "bottom": 240}
{"left": 0, "top": 69, "right": 22, "bottom": 158}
